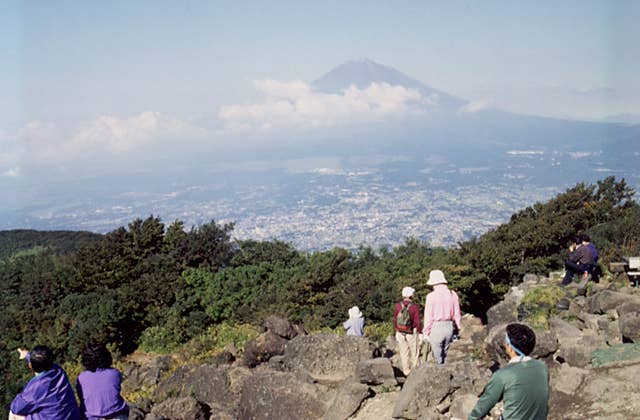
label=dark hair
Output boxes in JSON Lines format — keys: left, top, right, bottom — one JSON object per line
{"left": 29, "top": 345, "right": 54, "bottom": 373}
{"left": 81, "top": 341, "right": 113, "bottom": 372}
{"left": 506, "top": 323, "right": 536, "bottom": 356}
{"left": 580, "top": 233, "right": 591, "bottom": 243}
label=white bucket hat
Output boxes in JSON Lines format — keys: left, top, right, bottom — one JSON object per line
{"left": 427, "top": 270, "right": 448, "bottom": 286}
{"left": 401, "top": 286, "right": 415, "bottom": 298}
{"left": 348, "top": 306, "right": 363, "bottom": 318}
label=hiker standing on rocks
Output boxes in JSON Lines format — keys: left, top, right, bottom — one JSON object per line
{"left": 422, "top": 270, "right": 461, "bottom": 364}
{"left": 76, "top": 341, "right": 129, "bottom": 420}
{"left": 561, "top": 236, "right": 595, "bottom": 287}
{"left": 10, "top": 345, "right": 81, "bottom": 420}
{"left": 343, "top": 306, "right": 365, "bottom": 337}
{"left": 394, "top": 286, "right": 421, "bottom": 376}
{"left": 468, "top": 323, "right": 549, "bottom": 420}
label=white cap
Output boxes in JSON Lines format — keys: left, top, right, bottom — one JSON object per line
{"left": 401, "top": 286, "right": 415, "bottom": 298}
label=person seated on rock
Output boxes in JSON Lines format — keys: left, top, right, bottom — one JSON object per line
{"left": 343, "top": 305, "right": 365, "bottom": 337}
{"left": 10, "top": 345, "right": 81, "bottom": 420}
{"left": 580, "top": 233, "right": 600, "bottom": 281}
{"left": 422, "top": 270, "right": 462, "bottom": 364}
{"left": 468, "top": 323, "right": 549, "bottom": 420}
{"left": 561, "top": 236, "right": 595, "bottom": 286}
{"left": 76, "top": 340, "right": 129, "bottom": 420}
{"left": 394, "top": 286, "right": 421, "bottom": 376}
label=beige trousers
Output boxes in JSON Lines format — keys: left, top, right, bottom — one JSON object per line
{"left": 9, "top": 412, "right": 25, "bottom": 420}
{"left": 395, "top": 331, "right": 419, "bottom": 375}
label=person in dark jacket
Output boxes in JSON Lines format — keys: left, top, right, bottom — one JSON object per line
{"left": 580, "top": 233, "right": 600, "bottom": 281}
{"left": 561, "top": 236, "right": 595, "bottom": 286}
{"left": 10, "top": 345, "right": 81, "bottom": 420}
{"left": 76, "top": 341, "right": 129, "bottom": 420}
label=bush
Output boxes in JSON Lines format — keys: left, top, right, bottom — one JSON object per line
{"left": 519, "top": 285, "right": 565, "bottom": 329}
{"left": 185, "top": 323, "right": 261, "bottom": 362}
{"left": 364, "top": 322, "right": 394, "bottom": 345}
{"left": 138, "top": 325, "right": 183, "bottom": 354}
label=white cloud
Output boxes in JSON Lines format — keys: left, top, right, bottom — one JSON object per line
{"left": 218, "top": 80, "right": 429, "bottom": 132}
{"left": 2, "top": 167, "right": 19, "bottom": 177}
{"left": 459, "top": 100, "right": 492, "bottom": 113}
{"left": 21, "top": 111, "right": 207, "bottom": 164}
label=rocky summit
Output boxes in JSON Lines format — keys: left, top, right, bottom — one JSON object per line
{"left": 121, "top": 274, "right": 640, "bottom": 420}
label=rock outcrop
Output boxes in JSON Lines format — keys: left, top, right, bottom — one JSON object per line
{"left": 121, "top": 277, "right": 640, "bottom": 419}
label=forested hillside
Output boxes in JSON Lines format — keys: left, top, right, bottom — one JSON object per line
{"left": 0, "top": 229, "right": 102, "bottom": 260}
{"left": 1, "top": 177, "right": 639, "bottom": 409}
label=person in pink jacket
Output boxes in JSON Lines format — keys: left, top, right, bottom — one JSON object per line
{"left": 422, "top": 270, "right": 462, "bottom": 364}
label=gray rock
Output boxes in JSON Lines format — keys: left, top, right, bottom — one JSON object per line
{"left": 154, "top": 365, "right": 231, "bottom": 411}
{"left": 207, "top": 403, "right": 237, "bottom": 420}
{"left": 123, "top": 355, "right": 173, "bottom": 390}
{"left": 531, "top": 328, "right": 558, "bottom": 358}
{"left": 238, "top": 370, "right": 325, "bottom": 420}
{"left": 549, "top": 317, "right": 607, "bottom": 367}
{"left": 486, "top": 295, "right": 520, "bottom": 331}
{"left": 578, "top": 312, "right": 608, "bottom": 331}
{"left": 586, "top": 290, "right": 638, "bottom": 314}
{"left": 602, "top": 319, "right": 623, "bottom": 345}
{"left": 323, "top": 378, "right": 372, "bottom": 420}
{"left": 264, "top": 316, "right": 299, "bottom": 339}
{"left": 150, "top": 397, "right": 209, "bottom": 420}
{"left": 128, "top": 406, "right": 146, "bottom": 420}
{"left": 617, "top": 300, "right": 640, "bottom": 317}
{"left": 550, "top": 364, "right": 589, "bottom": 395}
{"left": 619, "top": 312, "right": 640, "bottom": 342}
{"left": 550, "top": 317, "right": 581, "bottom": 342}
{"left": 283, "top": 334, "right": 378, "bottom": 384}
{"left": 354, "top": 357, "right": 396, "bottom": 387}
{"left": 484, "top": 324, "right": 509, "bottom": 364}
{"left": 559, "top": 330, "right": 606, "bottom": 368}
{"left": 392, "top": 361, "right": 486, "bottom": 419}
{"left": 449, "top": 393, "right": 479, "bottom": 420}
{"left": 242, "top": 330, "right": 288, "bottom": 367}
{"left": 559, "top": 363, "right": 640, "bottom": 418}
{"left": 349, "top": 391, "right": 397, "bottom": 420}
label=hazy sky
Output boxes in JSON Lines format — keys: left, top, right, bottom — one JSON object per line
{"left": 1, "top": 1, "right": 639, "bottom": 179}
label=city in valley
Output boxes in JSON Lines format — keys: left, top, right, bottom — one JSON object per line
{"left": 5, "top": 148, "right": 637, "bottom": 251}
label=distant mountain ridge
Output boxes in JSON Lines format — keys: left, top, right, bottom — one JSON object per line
{"left": 306, "top": 59, "right": 637, "bottom": 154}
{"left": 312, "top": 59, "right": 467, "bottom": 110}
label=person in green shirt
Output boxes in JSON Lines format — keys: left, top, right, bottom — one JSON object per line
{"left": 469, "top": 323, "right": 549, "bottom": 420}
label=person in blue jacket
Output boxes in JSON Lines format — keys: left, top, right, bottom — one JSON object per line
{"left": 10, "top": 345, "right": 81, "bottom": 420}
{"left": 76, "top": 341, "right": 129, "bottom": 420}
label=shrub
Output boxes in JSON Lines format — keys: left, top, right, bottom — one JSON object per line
{"left": 364, "top": 322, "right": 394, "bottom": 345}
{"left": 185, "top": 323, "right": 261, "bottom": 362}
{"left": 138, "top": 325, "right": 183, "bottom": 354}
{"left": 519, "top": 285, "right": 565, "bottom": 329}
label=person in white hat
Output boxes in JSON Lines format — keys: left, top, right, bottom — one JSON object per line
{"left": 422, "top": 270, "right": 461, "bottom": 364}
{"left": 343, "top": 306, "right": 364, "bottom": 337}
{"left": 393, "top": 286, "right": 421, "bottom": 375}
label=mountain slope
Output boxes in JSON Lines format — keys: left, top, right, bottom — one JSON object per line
{"left": 313, "top": 59, "right": 467, "bottom": 110}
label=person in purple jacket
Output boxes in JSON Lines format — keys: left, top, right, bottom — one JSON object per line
{"left": 76, "top": 341, "right": 129, "bottom": 420}
{"left": 10, "top": 345, "right": 81, "bottom": 420}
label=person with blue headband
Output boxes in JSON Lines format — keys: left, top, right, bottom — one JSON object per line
{"left": 469, "top": 323, "right": 549, "bottom": 420}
